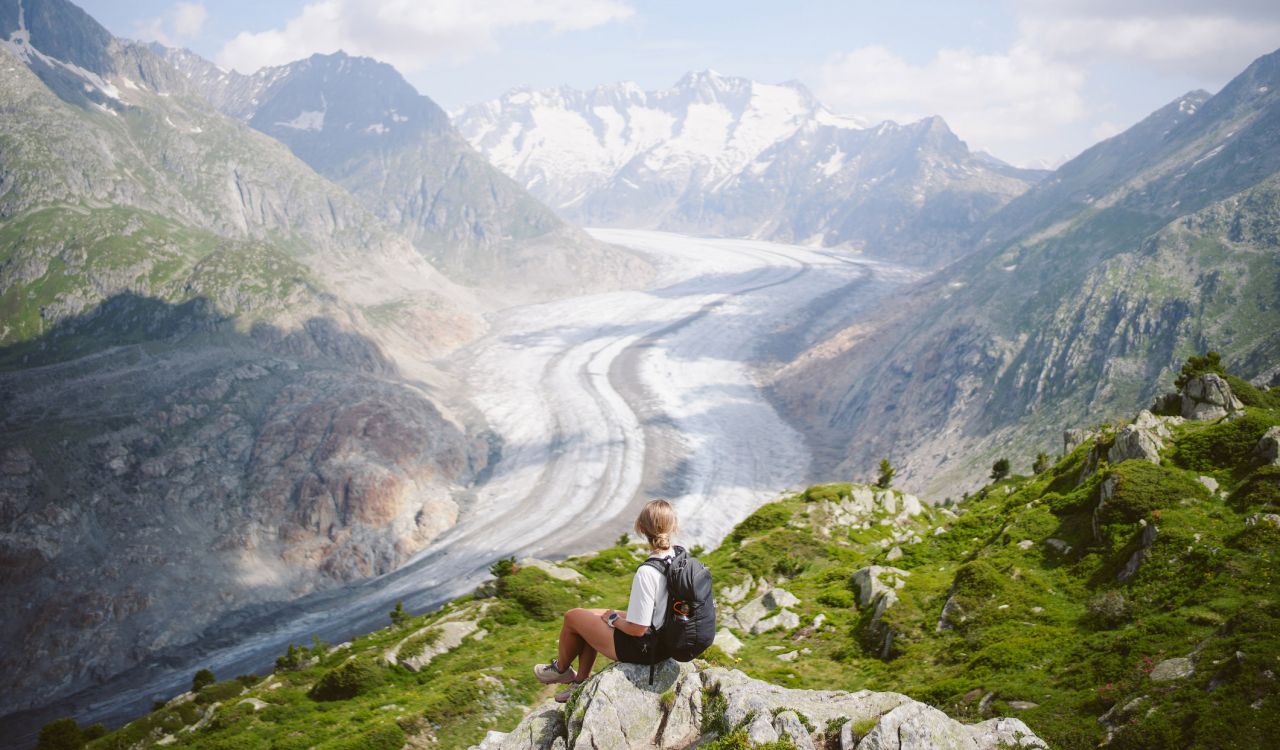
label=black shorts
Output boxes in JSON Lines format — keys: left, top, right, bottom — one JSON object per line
{"left": 613, "top": 627, "right": 657, "bottom": 664}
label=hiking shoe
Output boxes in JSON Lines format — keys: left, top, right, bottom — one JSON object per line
{"left": 555, "top": 681, "right": 585, "bottom": 703}
{"left": 533, "top": 659, "right": 576, "bottom": 684}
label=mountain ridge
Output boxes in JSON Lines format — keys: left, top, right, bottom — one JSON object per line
{"left": 455, "top": 71, "right": 1045, "bottom": 267}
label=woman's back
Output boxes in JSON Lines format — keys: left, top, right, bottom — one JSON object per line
{"left": 626, "top": 551, "right": 672, "bottom": 630}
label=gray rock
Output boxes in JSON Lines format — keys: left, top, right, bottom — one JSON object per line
{"left": 568, "top": 661, "right": 699, "bottom": 749}
{"left": 885, "top": 545, "right": 903, "bottom": 561}
{"left": 1108, "top": 423, "right": 1163, "bottom": 465}
{"left": 851, "top": 566, "right": 910, "bottom": 607}
{"left": 1149, "top": 657, "right": 1195, "bottom": 682}
{"left": 778, "top": 650, "right": 800, "bottom": 662}
{"left": 1197, "top": 476, "right": 1220, "bottom": 494}
{"left": 855, "top": 701, "right": 979, "bottom": 749}
{"left": 774, "top": 710, "right": 817, "bottom": 750}
{"left": 1006, "top": 701, "right": 1038, "bottom": 711}
{"left": 1246, "top": 513, "right": 1280, "bottom": 529}
{"left": 713, "top": 628, "right": 744, "bottom": 656}
{"left": 490, "top": 700, "right": 563, "bottom": 750}
{"left": 967, "top": 717, "right": 1047, "bottom": 748}
{"left": 746, "top": 711, "right": 780, "bottom": 744}
{"left": 720, "top": 573, "right": 755, "bottom": 605}
{"left": 1045, "top": 538, "right": 1072, "bottom": 556}
{"left": 730, "top": 587, "right": 801, "bottom": 631}
{"left": 1181, "top": 373, "right": 1243, "bottom": 420}
{"left": 753, "top": 608, "right": 801, "bottom": 635}
{"left": 1063, "top": 428, "right": 1093, "bottom": 454}
{"left": 1258, "top": 426, "right": 1280, "bottom": 465}
{"left": 1117, "top": 523, "right": 1159, "bottom": 583}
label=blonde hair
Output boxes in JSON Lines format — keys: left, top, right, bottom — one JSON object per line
{"left": 634, "top": 498, "right": 678, "bottom": 551}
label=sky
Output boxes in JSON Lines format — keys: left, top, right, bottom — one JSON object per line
{"left": 78, "top": 0, "right": 1280, "bottom": 167}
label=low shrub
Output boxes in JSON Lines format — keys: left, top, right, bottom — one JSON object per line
{"left": 730, "top": 503, "right": 792, "bottom": 542}
{"left": 496, "top": 567, "right": 576, "bottom": 621}
{"left": 308, "top": 659, "right": 384, "bottom": 701}
{"left": 1098, "top": 462, "right": 1207, "bottom": 524}
{"left": 1173, "top": 414, "right": 1278, "bottom": 472}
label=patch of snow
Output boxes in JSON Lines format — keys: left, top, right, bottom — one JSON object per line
{"left": 277, "top": 109, "right": 325, "bottom": 131}
{"left": 364, "top": 123, "right": 387, "bottom": 135}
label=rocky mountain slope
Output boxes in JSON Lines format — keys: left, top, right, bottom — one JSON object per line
{"left": 0, "top": 0, "right": 490, "bottom": 721}
{"left": 157, "top": 47, "right": 650, "bottom": 297}
{"left": 775, "top": 46, "right": 1280, "bottom": 494}
{"left": 455, "top": 72, "right": 1043, "bottom": 267}
{"left": 51, "top": 363, "right": 1280, "bottom": 749}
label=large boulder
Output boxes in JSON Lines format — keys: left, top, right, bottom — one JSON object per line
{"left": 1181, "top": 373, "right": 1243, "bottom": 420}
{"left": 567, "top": 661, "right": 702, "bottom": 749}
{"left": 479, "top": 664, "right": 1046, "bottom": 750}
{"left": 851, "top": 567, "right": 910, "bottom": 608}
{"left": 1107, "top": 423, "right": 1163, "bottom": 465}
{"left": 727, "top": 587, "right": 800, "bottom": 632}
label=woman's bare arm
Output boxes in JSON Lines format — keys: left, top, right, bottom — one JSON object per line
{"left": 601, "top": 609, "right": 650, "bottom": 637}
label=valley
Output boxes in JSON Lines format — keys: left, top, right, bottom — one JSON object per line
{"left": 0, "top": 231, "right": 914, "bottom": 747}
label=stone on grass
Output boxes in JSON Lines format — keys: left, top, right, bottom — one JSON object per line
{"left": 1149, "top": 657, "right": 1195, "bottom": 682}
{"left": 713, "top": 628, "right": 743, "bottom": 656}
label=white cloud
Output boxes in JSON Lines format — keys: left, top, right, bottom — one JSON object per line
{"left": 817, "top": 44, "right": 1086, "bottom": 164}
{"left": 172, "top": 2, "right": 209, "bottom": 38}
{"left": 215, "top": 0, "right": 634, "bottom": 74}
{"left": 1019, "top": 13, "right": 1280, "bottom": 77}
{"left": 133, "top": 2, "right": 208, "bottom": 46}
{"left": 817, "top": 0, "right": 1280, "bottom": 165}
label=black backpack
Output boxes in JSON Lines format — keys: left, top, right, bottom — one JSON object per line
{"left": 641, "top": 546, "right": 716, "bottom": 681}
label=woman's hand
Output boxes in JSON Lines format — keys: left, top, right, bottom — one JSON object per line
{"left": 599, "top": 609, "right": 615, "bottom": 624}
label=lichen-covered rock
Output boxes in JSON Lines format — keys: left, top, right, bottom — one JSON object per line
{"left": 476, "top": 700, "right": 564, "bottom": 749}
{"left": 713, "top": 628, "right": 744, "bottom": 655}
{"left": 1149, "top": 657, "right": 1195, "bottom": 682}
{"left": 567, "top": 660, "right": 700, "bottom": 749}
{"left": 1181, "top": 373, "right": 1243, "bottom": 420}
{"left": 728, "top": 587, "right": 800, "bottom": 631}
{"left": 1258, "top": 426, "right": 1280, "bottom": 465}
{"left": 854, "top": 701, "right": 978, "bottom": 749}
{"left": 752, "top": 608, "right": 800, "bottom": 635}
{"left": 1108, "top": 422, "right": 1163, "bottom": 465}
{"left": 774, "top": 710, "right": 817, "bottom": 750}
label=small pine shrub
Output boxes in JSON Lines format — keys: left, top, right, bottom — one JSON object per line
{"left": 35, "top": 718, "right": 83, "bottom": 750}
{"left": 192, "top": 668, "right": 216, "bottom": 692}
{"left": 308, "top": 659, "right": 384, "bottom": 701}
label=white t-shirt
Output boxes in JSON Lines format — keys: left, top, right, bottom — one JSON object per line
{"left": 625, "top": 551, "right": 672, "bottom": 630}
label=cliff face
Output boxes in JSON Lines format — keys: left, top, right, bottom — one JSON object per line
{"left": 0, "top": 0, "right": 488, "bottom": 718}
{"left": 158, "top": 47, "right": 652, "bottom": 298}
{"left": 774, "top": 49, "right": 1280, "bottom": 494}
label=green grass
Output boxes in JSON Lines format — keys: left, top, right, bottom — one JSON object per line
{"left": 80, "top": 382, "right": 1280, "bottom": 750}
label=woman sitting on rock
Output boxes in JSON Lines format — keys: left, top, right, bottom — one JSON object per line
{"left": 533, "top": 498, "right": 676, "bottom": 701}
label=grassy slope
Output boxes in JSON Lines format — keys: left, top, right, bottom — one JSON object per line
{"left": 72, "top": 386, "right": 1280, "bottom": 750}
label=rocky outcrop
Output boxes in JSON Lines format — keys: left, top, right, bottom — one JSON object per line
{"left": 1257, "top": 426, "right": 1280, "bottom": 465}
{"left": 852, "top": 567, "right": 910, "bottom": 658}
{"left": 1116, "top": 522, "right": 1159, "bottom": 583}
{"left": 474, "top": 662, "right": 1046, "bottom": 750}
{"left": 725, "top": 587, "right": 802, "bottom": 634}
{"left": 1181, "top": 374, "right": 1243, "bottom": 420}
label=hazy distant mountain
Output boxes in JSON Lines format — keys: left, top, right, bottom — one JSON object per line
{"left": 158, "top": 47, "right": 650, "bottom": 295}
{"left": 776, "top": 48, "right": 1280, "bottom": 493}
{"left": 0, "top": 0, "right": 489, "bottom": 718}
{"left": 456, "top": 71, "right": 1044, "bottom": 266}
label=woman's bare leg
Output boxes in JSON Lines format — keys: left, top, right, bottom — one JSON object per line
{"left": 557, "top": 608, "right": 618, "bottom": 675}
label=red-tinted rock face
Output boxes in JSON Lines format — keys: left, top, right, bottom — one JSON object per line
{"left": 0, "top": 351, "right": 485, "bottom": 719}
